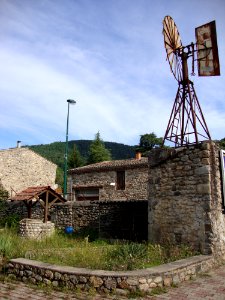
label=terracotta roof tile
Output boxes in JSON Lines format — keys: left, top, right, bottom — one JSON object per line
{"left": 10, "top": 186, "right": 65, "bottom": 202}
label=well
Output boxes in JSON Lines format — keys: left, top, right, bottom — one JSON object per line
{"left": 19, "top": 218, "right": 55, "bottom": 239}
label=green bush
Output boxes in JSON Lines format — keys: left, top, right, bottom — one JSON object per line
{"left": 108, "top": 243, "right": 148, "bottom": 270}
{"left": 0, "top": 214, "right": 20, "bottom": 229}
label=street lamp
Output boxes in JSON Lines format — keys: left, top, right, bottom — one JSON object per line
{"left": 63, "top": 99, "right": 76, "bottom": 198}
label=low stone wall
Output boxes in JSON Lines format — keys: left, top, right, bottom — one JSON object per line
{"left": 7, "top": 255, "right": 214, "bottom": 294}
{"left": 19, "top": 219, "right": 55, "bottom": 239}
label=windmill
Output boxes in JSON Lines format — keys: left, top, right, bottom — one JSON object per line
{"left": 162, "top": 16, "right": 220, "bottom": 147}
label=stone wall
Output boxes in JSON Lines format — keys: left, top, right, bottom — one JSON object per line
{"left": 68, "top": 166, "right": 148, "bottom": 201}
{"left": 148, "top": 141, "right": 225, "bottom": 258}
{"left": 1, "top": 200, "right": 148, "bottom": 241}
{"left": 7, "top": 255, "right": 214, "bottom": 294}
{"left": 0, "top": 147, "right": 57, "bottom": 197}
{"left": 49, "top": 201, "right": 148, "bottom": 241}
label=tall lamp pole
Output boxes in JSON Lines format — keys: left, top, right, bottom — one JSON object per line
{"left": 63, "top": 99, "right": 76, "bottom": 198}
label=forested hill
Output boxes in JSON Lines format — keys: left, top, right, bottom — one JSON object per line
{"left": 29, "top": 140, "right": 135, "bottom": 169}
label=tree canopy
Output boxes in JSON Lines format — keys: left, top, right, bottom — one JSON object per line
{"left": 138, "top": 133, "right": 163, "bottom": 153}
{"left": 87, "top": 132, "right": 112, "bottom": 164}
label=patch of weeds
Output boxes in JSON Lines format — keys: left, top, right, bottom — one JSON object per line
{"left": 128, "top": 289, "right": 146, "bottom": 298}
{"left": 36, "top": 282, "right": 54, "bottom": 295}
{"left": 4, "top": 274, "right": 17, "bottom": 282}
{"left": 150, "top": 286, "right": 167, "bottom": 295}
{"left": 171, "top": 282, "right": 178, "bottom": 288}
{"left": 87, "top": 287, "right": 96, "bottom": 296}
{"left": 58, "top": 285, "right": 70, "bottom": 294}
{"left": 0, "top": 228, "right": 199, "bottom": 272}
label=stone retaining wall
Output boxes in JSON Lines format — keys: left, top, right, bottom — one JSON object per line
{"left": 7, "top": 255, "right": 214, "bottom": 294}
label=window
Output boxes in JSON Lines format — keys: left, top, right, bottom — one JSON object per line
{"left": 75, "top": 188, "right": 99, "bottom": 201}
{"left": 117, "top": 171, "right": 125, "bottom": 190}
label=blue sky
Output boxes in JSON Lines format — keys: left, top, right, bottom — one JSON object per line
{"left": 0, "top": 0, "right": 224, "bottom": 149}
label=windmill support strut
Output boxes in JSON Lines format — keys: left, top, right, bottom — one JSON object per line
{"left": 163, "top": 48, "right": 211, "bottom": 147}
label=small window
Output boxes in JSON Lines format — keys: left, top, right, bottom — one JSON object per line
{"left": 75, "top": 188, "right": 99, "bottom": 201}
{"left": 117, "top": 171, "right": 125, "bottom": 190}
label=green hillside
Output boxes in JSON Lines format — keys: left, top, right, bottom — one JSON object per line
{"left": 29, "top": 140, "right": 135, "bottom": 169}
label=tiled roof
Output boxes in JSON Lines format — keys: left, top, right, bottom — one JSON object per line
{"left": 69, "top": 157, "right": 148, "bottom": 174}
{"left": 10, "top": 186, "right": 65, "bottom": 202}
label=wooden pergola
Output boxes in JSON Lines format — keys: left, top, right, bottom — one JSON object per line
{"left": 10, "top": 186, "right": 66, "bottom": 223}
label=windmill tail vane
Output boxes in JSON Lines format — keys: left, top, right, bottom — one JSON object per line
{"left": 162, "top": 16, "right": 220, "bottom": 147}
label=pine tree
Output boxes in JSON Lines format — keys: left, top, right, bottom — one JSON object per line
{"left": 87, "top": 132, "right": 112, "bottom": 164}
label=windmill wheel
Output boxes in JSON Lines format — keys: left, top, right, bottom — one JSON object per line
{"left": 163, "top": 16, "right": 183, "bottom": 82}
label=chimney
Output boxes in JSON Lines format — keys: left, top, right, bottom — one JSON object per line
{"left": 17, "top": 141, "right": 21, "bottom": 148}
{"left": 135, "top": 151, "right": 142, "bottom": 160}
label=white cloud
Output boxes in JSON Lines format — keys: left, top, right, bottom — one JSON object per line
{"left": 0, "top": 0, "right": 224, "bottom": 149}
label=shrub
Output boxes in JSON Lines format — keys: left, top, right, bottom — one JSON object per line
{"left": 0, "top": 214, "right": 20, "bottom": 229}
{"left": 107, "top": 243, "right": 148, "bottom": 270}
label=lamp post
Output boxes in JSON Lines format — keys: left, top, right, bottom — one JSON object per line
{"left": 63, "top": 99, "right": 76, "bottom": 198}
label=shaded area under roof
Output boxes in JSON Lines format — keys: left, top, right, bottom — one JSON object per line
{"left": 10, "top": 186, "right": 66, "bottom": 222}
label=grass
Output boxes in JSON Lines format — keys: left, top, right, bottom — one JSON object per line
{"left": 0, "top": 227, "right": 199, "bottom": 271}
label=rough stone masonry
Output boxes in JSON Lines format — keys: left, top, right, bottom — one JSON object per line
{"left": 148, "top": 141, "right": 225, "bottom": 260}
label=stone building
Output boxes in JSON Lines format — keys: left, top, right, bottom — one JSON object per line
{"left": 68, "top": 154, "right": 148, "bottom": 201}
{"left": 148, "top": 141, "right": 225, "bottom": 258}
{"left": 0, "top": 145, "right": 57, "bottom": 197}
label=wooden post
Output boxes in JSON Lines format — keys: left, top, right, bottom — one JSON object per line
{"left": 44, "top": 191, "right": 49, "bottom": 223}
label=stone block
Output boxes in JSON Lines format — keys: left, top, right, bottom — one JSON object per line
{"left": 195, "top": 166, "right": 210, "bottom": 175}
{"left": 115, "top": 288, "right": 129, "bottom": 296}
{"left": 89, "top": 276, "right": 103, "bottom": 287}
{"left": 149, "top": 282, "right": 157, "bottom": 288}
{"left": 197, "top": 184, "right": 210, "bottom": 194}
{"left": 139, "top": 278, "right": 147, "bottom": 284}
{"left": 126, "top": 278, "right": 138, "bottom": 286}
{"left": 153, "top": 276, "right": 162, "bottom": 284}
{"left": 104, "top": 278, "right": 117, "bottom": 290}
{"left": 139, "top": 283, "right": 149, "bottom": 291}
{"left": 172, "top": 275, "right": 180, "bottom": 285}
{"left": 163, "top": 277, "right": 172, "bottom": 286}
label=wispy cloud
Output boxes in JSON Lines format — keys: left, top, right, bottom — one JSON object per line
{"left": 0, "top": 0, "right": 224, "bottom": 149}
